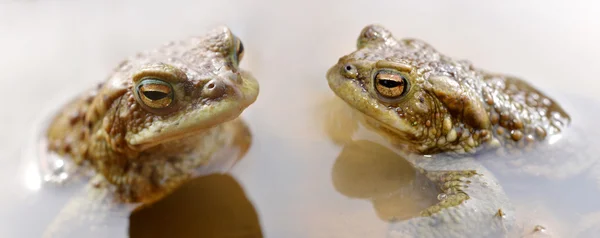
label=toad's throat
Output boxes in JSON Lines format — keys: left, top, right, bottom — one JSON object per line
{"left": 358, "top": 112, "right": 424, "bottom": 151}
{"left": 127, "top": 100, "right": 249, "bottom": 151}
{"left": 130, "top": 121, "right": 220, "bottom": 151}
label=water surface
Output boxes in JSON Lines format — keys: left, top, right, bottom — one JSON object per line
{"left": 1, "top": 0, "right": 600, "bottom": 237}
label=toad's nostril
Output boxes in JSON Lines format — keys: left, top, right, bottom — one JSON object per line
{"left": 341, "top": 63, "right": 358, "bottom": 79}
{"left": 202, "top": 79, "right": 226, "bottom": 99}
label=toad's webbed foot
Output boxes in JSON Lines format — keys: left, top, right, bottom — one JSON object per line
{"left": 420, "top": 170, "right": 476, "bottom": 217}
{"left": 388, "top": 155, "right": 517, "bottom": 238}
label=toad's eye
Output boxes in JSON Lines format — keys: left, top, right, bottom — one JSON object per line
{"left": 135, "top": 78, "right": 174, "bottom": 109}
{"left": 374, "top": 70, "right": 409, "bottom": 98}
{"left": 234, "top": 37, "right": 245, "bottom": 63}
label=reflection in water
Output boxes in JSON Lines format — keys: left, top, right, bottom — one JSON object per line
{"left": 331, "top": 140, "right": 437, "bottom": 221}
{"left": 322, "top": 91, "right": 600, "bottom": 237}
{"left": 320, "top": 94, "right": 359, "bottom": 145}
{"left": 324, "top": 96, "right": 438, "bottom": 222}
{"left": 130, "top": 174, "right": 263, "bottom": 238}
{"left": 324, "top": 96, "right": 516, "bottom": 237}
{"left": 36, "top": 118, "right": 256, "bottom": 238}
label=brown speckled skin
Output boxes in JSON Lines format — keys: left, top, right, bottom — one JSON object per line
{"left": 327, "top": 25, "right": 570, "bottom": 155}
{"left": 46, "top": 26, "right": 259, "bottom": 203}
{"left": 325, "top": 25, "right": 576, "bottom": 236}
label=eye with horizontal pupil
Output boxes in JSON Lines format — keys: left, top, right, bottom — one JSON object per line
{"left": 378, "top": 79, "right": 402, "bottom": 88}
{"left": 375, "top": 71, "right": 408, "bottom": 98}
{"left": 143, "top": 91, "right": 168, "bottom": 100}
{"left": 136, "top": 79, "right": 174, "bottom": 109}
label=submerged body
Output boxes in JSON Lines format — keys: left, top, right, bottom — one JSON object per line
{"left": 43, "top": 26, "right": 259, "bottom": 206}
{"left": 326, "top": 25, "right": 571, "bottom": 237}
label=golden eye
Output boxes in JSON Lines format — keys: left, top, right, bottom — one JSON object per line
{"left": 341, "top": 64, "right": 358, "bottom": 78}
{"left": 374, "top": 70, "right": 409, "bottom": 98}
{"left": 135, "top": 78, "right": 174, "bottom": 109}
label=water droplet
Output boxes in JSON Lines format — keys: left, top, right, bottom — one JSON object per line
{"left": 39, "top": 150, "right": 76, "bottom": 184}
{"left": 437, "top": 193, "right": 447, "bottom": 201}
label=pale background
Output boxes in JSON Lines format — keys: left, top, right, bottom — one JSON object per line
{"left": 0, "top": 0, "right": 599, "bottom": 237}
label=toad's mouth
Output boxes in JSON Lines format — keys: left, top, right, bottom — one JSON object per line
{"left": 127, "top": 72, "right": 259, "bottom": 151}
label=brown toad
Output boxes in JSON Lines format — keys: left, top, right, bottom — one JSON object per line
{"left": 328, "top": 25, "right": 569, "bottom": 155}
{"left": 44, "top": 25, "right": 258, "bottom": 204}
{"left": 326, "top": 24, "right": 576, "bottom": 237}
{"left": 39, "top": 26, "right": 259, "bottom": 237}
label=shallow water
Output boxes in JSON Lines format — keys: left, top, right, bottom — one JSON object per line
{"left": 324, "top": 93, "right": 600, "bottom": 237}
{"left": 1, "top": 0, "right": 600, "bottom": 237}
